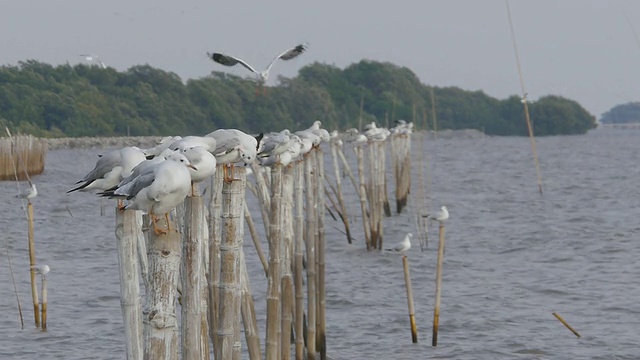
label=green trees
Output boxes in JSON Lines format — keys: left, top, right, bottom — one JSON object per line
{"left": 600, "top": 102, "right": 640, "bottom": 124}
{"left": 0, "top": 59, "right": 597, "bottom": 137}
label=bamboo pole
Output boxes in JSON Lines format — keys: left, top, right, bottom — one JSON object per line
{"left": 315, "top": 147, "right": 327, "bottom": 360}
{"left": 266, "top": 164, "right": 283, "bottom": 360}
{"left": 240, "top": 251, "right": 262, "bottom": 360}
{"left": 552, "top": 312, "right": 581, "bottom": 338}
{"left": 115, "top": 209, "right": 143, "bottom": 360}
{"left": 244, "top": 202, "right": 269, "bottom": 276}
{"left": 40, "top": 270, "right": 47, "bottom": 331}
{"left": 27, "top": 201, "right": 39, "bottom": 328}
{"left": 337, "top": 146, "right": 358, "bottom": 194}
{"left": 181, "top": 196, "right": 205, "bottom": 360}
{"left": 380, "top": 141, "right": 391, "bottom": 218}
{"left": 145, "top": 214, "right": 180, "bottom": 360}
{"left": 208, "top": 167, "right": 224, "bottom": 354}
{"left": 402, "top": 256, "right": 418, "bottom": 343}
{"left": 304, "top": 152, "right": 317, "bottom": 359}
{"left": 293, "top": 161, "right": 306, "bottom": 360}
{"left": 251, "top": 162, "right": 272, "bottom": 238}
{"left": 432, "top": 222, "right": 446, "bottom": 347}
{"left": 430, "top": 87, "right": 438, "bottom": 136}
{"left": 355, "top": 146, "right": 371, "bottom": 249}
{"left": 200, "top": 207, "right": 210, "bottom": 360}
{"left": 505, "top": 0, "right": 543, "bottom": 194}
{"left": 330, "top": 137, "right": 351, "bottom": 243}
{"left": 281, "top": 164, "right": 295, "bottom": 360}
{"left": 217, "top": 167, "right": 246, "bottom": 360}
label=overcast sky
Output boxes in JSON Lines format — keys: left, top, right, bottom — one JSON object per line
{"left": 1, "top": 0, "right": 639, "bottom": 118}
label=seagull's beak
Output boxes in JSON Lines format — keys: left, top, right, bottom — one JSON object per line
{"left": 188, "top": 164, "right": 198, "bottom": 171}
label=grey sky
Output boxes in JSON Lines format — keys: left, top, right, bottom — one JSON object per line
{"left": 1, "top": 0, "right": 639, "bottom": 118}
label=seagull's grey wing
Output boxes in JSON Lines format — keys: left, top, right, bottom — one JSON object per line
{"left": 79, "top": 150, "right": 121, "bottom": 184}
{"left": 264, "top": 43, "right": 308, "bottom": 74}
{"left": 208, "top": 131, "right": 241, "bottom": 154}
{"left": 116, "top": 171, "right": 156, "bottom": 199}
{"left": 208, "top": 52, "right": 259, "bottom": 75}
{"left": 258, "top": 141, "right": 277, "bottom": 156}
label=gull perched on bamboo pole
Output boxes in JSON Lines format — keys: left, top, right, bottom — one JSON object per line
{"left": 207, "top": 43, "right": 308, "bottom": 94}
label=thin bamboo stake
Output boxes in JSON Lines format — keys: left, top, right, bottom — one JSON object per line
{"left": 181, "top": 196, "right": 205, "bottom": 360}
{"left": 293, "top": 161, "right": 305, "bottom": 360}
{"left": 380, "top": 141, "right": 391, "bottom": 218}
{"left": 208, "top": 167, "right": 224, "bottom": 354}
{"left": 240, "top": 251, "right": 262, "bottom": 360}
{"left": 217, "top": 167, "right": 246, "bottom": 360}
{"left": 281, "top": 164, "right": 295, "bottom": 360}
{"left": 432, "top": 222, "right": 446, "bottom": 347}
{"left": 505, "top": 0, "right": 543, "bottom": 195}
{"left": 244, "top": 202, "right": 269, "bottom": 276}
{"left": 430, "top": 87, "right": 438, "bottom": 136}
{"left": 40, "top": 270, "right": 47, "bottom": 331}
{"left": 266, "top": 164, "right": 283, "bottom": 360}
{"left": 330, "top": 138, "right": 351, "bottom": 243}
{"left": 304, "top": 153, "right": 317, "bottom": 359}
{"left": 552, "top": 312, "right": 581, "bottom": 338}
{"left": 251, "top": 162, "right": 272, "bottom": 238}
{"left": 355, "top": 146, "right": 371, "bottom": 249}
{"left": 337, "top": 146, "right": 358, "bottom": 194}
{"left": 115, "top": 209, "right": 143, "bottom": 360}
{"left": 315, "top": 148, "right": 327, "bottom": 360}
{"left": 145, "top": 214, "right": 180, "bottom": 360}
{"left": 358, "top": 91, "right": 364, "bottom": 131}
{"left": 200, "top": 207, "right": 210, "bottom": 360}
{"left": 402, "top": 256, "right": 418, "bottom": 343}
{"left": 27, "top": 201, "right": 39, "bottom": 328}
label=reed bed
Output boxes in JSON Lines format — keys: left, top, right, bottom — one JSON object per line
{"left": 0, "top": 135, "right": 46, "bottom": 180}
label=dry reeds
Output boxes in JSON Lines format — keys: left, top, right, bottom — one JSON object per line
{"left": 0, "top": 135, "right": 46, "bottom": 180}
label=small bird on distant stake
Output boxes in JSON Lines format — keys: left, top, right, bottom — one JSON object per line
{"left": 423, "top": 205, "right": 449, "bottom": 223}
{"left": 386, "top": 233, "right": 413, "bottom": 253}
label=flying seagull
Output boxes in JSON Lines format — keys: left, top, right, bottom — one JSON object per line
{"left": 207, "top": 43, "right": 308, "bottom": 91}
{"left": 79, "top": 54, "right": 106, "bottom": 69}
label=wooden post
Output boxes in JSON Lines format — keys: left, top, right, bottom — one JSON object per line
{"left": 330, "top": 137, "right": 351, "bottom": 243}
{"left": 293, "top": 161, "right": 306, "bottom": 360}
{"left": 27, "top": 201, "right": 39, "bottom": 327}
{"left": 40, "top": 271, "right": 48, "bottom": 331}
{"left": 315, "top": 147, "right": 327, "bottom": 360}
{"left": 181, "top": 196, "right": 205, "bottom": 360}
{"left": 281, "top": 164, "right": 295, "bottom": 360}
{"left": 432, "top": 222, "right": 446, "bottom": 347}
{"left": 354, "top": 146, "right": 371, "bottom": 249}
{"left": 266, "top": 164, "right": 283, "bottom": 360}
{"left": 208, "top": 167, "right": 224, "bottom": 355}
{"left": 251, "top": 162, "right": 272, "bottom": 238}
{"left": 145, "top": 214, "right": 180, "bottom": 360}
{"left": 552, "top": 312, "right": 581, "bottom": 338}
{"left": 240, "top": 251, "right": 262, "bottom": 360}
{"left": 402, "top": 256, "right": 418, "bottom": 343}
{"left": 304, "top": 153, "right": 317, "bottom": 359}
{"left": 115, "top": 209, "right": 143, "bottom": 360}
{"left": 217, "top": 167, "right": 246, "bottom": 360}
{"left": 337, "top": 146, "right": 358, "bottom": 194}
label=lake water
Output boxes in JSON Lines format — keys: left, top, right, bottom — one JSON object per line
{"left": 1, "top": 128, "right": 638, "bottom": 359}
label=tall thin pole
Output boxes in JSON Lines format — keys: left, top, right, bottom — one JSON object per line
{"left": 432, "top": 222, "right": 446, "bottom": 347}
{"left": 505, "top": 0, "right": 543, "bottom": 194}
{"left": 27, "top": 201, "right": 39, "bottom": 328}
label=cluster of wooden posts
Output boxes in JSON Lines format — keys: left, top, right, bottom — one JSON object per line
{"left": 0, "top": 133, "right": 47, "bottom": 180}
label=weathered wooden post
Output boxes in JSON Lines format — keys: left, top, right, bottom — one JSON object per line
{"left": 354, "top": 145, "right": 371, "bottom": 249}
{"left": 304, "top": 151, "right": 317, "bottom": 359}
{"left": 432, "top": 222, "right": 446, "bottom": 347}
{"left": 217, "top": 167, "right": 246, "bottom": 360}
{"left": 402, "top": 256, "right": 418, "bottom": 343}
{"left": 240, "top": 251, "right": 262, "bottom": 360}
{"left": 181, "top": 196, "right": 205, "bottom": 360}
{"left": 208, "top": 167, "right": 224, "bottom": 354}
{"left": 115, "top": 209, "right": 143, "bottom": 360}
{"left": 27, "top": 201, "right": 39, "bottom": 327}
{"left": 266, "top": 163, "right": 283, "bottom": 360}
{"left": 329, "top": 135, "right": 351, "bottom": 243}
{"left": 244, "top": 202, "right": 269, "bottom": 276}
{"left": 281, "top": 164, "right": 295, "bottom": 360}
{"left": 145, "top": 214, "right": 180, "bottom": 360}
{"left": 315, "top": 146, "right": 327, "bottom": 360}
{"left": 293, "top": 160, "right": 306, "bottom": 360}
{"left": 40, "top": 268, "right": 48, "bottom": 331}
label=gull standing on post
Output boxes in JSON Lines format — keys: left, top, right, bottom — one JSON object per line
{"left": 206, "top": 129, "right": 261, "bottom": 182}
{"left": 207, "top": 43, "right": 308, "bottom": 94}
{"left": 386, "top": 233, "right": 413, "bottom": 253}
{"left": 423, "top": 206, "right": 449, "bottom": 223}
{"left": 17, "top": 183, "right": 38, "bottom": 200}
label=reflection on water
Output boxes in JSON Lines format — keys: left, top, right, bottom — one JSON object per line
{"left": 1, "top": 128, "right": 639, "bottom": 359}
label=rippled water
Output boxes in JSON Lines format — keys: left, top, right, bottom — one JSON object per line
{"left": 1, "top": 128, "right": 639, "bottom": 359}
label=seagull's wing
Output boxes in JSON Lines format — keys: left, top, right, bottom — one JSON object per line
{"left": 264, "top": 43, "right": 308, "bottom": 74}
{"left": 208, "top": 52, "right": 260, "bottom": 75}
{"left": 117, "top": 171, "right": 156, "bottom": 199}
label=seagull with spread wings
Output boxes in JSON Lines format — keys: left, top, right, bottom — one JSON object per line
{"left": 207, "top": 43, "right": 308, "bottom": 93}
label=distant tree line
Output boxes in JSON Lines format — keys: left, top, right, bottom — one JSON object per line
{"left": 600, "top": 102, "right": 640, "bottom": 124}
{"left": 0, "top": 59, "right": 597, "bottom": 137}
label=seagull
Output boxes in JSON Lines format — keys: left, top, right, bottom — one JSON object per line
{"left": 99, "top": 152, "right": 196, "bottom": 235}
{"left": 16, "top": 184, "right": 38, "bottom": 200}
{"left": 67, "top": 146, "right": 146, "bottom": 193}
{"left": 31, "top": 264, "right": 50, "bottom": 275}
{"left": 423, "top": 206, "right": 449, "bottom": 222}
{"left": 386, "top": 233, "right": 413, "bottom": 252}
{"left": 206, "top": 129, "right": 261, "bottom": 182}
{"left": 143, "top": 136, "right": 182, "bottom": 158}
{"left": 207, "top": 43, "right": 308, "bottom": 93}
{"left": 181, "top": 146, "right": 217, "bottom": 195}
{"left": 79, "top": 54, "right": 107, "bottom": 69}
{"left": 168, "top": 136, "right": 217, "bottom": 153}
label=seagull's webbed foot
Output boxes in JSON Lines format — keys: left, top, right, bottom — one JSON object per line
{"left": 117, "top": 199, "right": 126, "bottom": 211}
{"left": 151, "top": 213, "right": 167, "bottom": 236}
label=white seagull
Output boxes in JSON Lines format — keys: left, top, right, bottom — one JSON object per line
{"left": 16, "top": 184, "right": 38, "bottom": 200}
{"left": 67, "top": 146, "right": 146, "bottom": 193}
{"left": 31, "top": 264, "right": 50, "bottom": 275}
{"left": 423, "top": 206, "right": 449, "bottom": 222}
{"left": 206, "top": 129, "right": 262, "bottom": 181}
{"left": 207, "top": 43, "right": 308, "bottom": 92}
{"left": 386, "top": 233, "right": 413, "bottom": 252}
